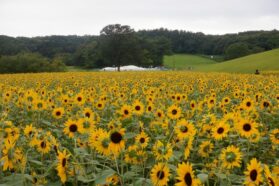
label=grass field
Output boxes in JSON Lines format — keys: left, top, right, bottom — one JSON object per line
{"left": 163, "top": 54, "right": 217, "bottom": 70}
{"left": 164, "top": 49, "right": 279, "bottom": 73}
{"left": 198, "top": 48, "right": 279, "bottom": 73}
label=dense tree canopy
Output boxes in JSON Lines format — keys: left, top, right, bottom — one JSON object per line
{"left": 0, "top": 53, "right": 66, "bottom": 73}
{"left": 0, "top": 27, "right": 278, "bottom": 72}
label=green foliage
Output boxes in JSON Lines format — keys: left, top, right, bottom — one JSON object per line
{"left": 0, "top": 53, "right": 66, "bottom": 74}
{"left": 72, "top": 24, "right": 171, "bottom": 69}
{"left": 1, "top": 28, "right": 279, "bottom": 69}
{"left": 225, "top": 42, "right": 251, "bottom": 60}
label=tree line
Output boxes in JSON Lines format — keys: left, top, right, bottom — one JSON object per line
{"left": 0, "top": 25, "right": 279, "bottom": 73}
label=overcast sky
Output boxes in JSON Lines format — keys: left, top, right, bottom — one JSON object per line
{"left": 0, "top": 0, "right": 278, "bottom": 37}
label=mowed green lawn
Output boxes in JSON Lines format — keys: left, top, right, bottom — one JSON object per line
{"left": 198, "top": 48, "right": 279, "bottom": 73}
{"left": 164, "top": 49, "right": 279, "bottom": 73}
{"left": 163, "top": 54, "right": 217, "bottom": 70}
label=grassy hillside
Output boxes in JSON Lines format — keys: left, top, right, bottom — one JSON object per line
{"left": 198, "top": 49, "right": 279, "bottom": 73}
{"left": 164, "top": 49, "right": 279, "bottom": 73}
{"left": 163, "top": 54, "right": 217, "bottom": 70}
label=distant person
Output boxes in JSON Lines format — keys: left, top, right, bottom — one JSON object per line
{"left": 255, "top": 69, "right": 260, "bottom": 75}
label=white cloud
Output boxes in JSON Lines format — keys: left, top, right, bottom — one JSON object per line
{"left": 0, "top": 0, "right": 278, "bottom": 36}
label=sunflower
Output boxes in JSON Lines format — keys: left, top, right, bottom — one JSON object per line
{"left": 1, "top": 140, "right": 16, "bottom": 171}
{"left": 124, "top": 145, "right": 140, "bottom": 164}
{"left": 184, "top": 137, "right": 194, "bottom": 159}
{"left": 264, "top": 165, "right": 278, "bottom": 186}
{"left": 105, "top": 174, "right": 120, "bottom": 185}
{"left": 270, "top": 129, "right": 279, "bottom": 145}
{"left": 89, "top": 128, "right": 105, "bottom": 149}
{"left": 244, "top": 158, "right": 263, "bottom": 185}
{"left": 120, "top": 104, "right": 132, "bottom": 119}
{"left": 146, "top": 103, "right": 154, "bottom": 113}
{"left": 108, "top": 128, "right": 125, "bottom": 155}
{"left": 198, "top": 141, "right": 214, "bottom": 158}
{"left": 52, "top": 107, "right": 65, "bottom": 119}
{"left": 276, "top": 93, "right": 279, "bottom": 103}
{"left": 155, "top": 109, "right": 165, "bottom": 120}
{"left": 83, "top": 108, "right": 94, "bottom": 120}
{"left": 132, "top": 100, "right": 145, "bottom": 116}
{"left": 33, "top": 99, "right": 47, "bottom": 111}
{"left": 63, "top": 119, "right": 84, "bottom": 138}
{"left": 235, "top": 118, "right": 258, "bottom": 138}
{"left": 95, "top": 130, "right": 111, "bottom": 156}
{"left": 153, "top": 140, "right": 173, "bottom": 161}
{"left": 96, "top": 101, "right": 105, "bottom": 110}
{"left": 220, "top": 145, "right": 242, "bottom": 170}
{"left": 135, "top": 132, "right": 149, "bottom": 148}
{"left": 150, "top": 163, "right": 170, "bottom": 186}
{"left": 175, "top": 162, "right": 201, "bottom": 186}
{"left": 175, "top": 119, "right": 196, "bottom": 140}
{"left": 167, "top": 105, "right": 182, "bottom": 120}
{"left": 222, "top": 97, "right": 231, "bottom": 105}
{"left": 36, "top": 139, "right": 51, "bottom": 154}
{"left": 189, "top": 100, "right": 196, "bottom": 111}
{"left": 56, "top": 150, "right": 70, "bottom": 183}
{"left": 207, "top": 97, "right": 216, "bottom": 109}
{"left": 24, "top": 124, "right": 35, "bottom": 137}
{"left": 242, "top": 98, "right": 255, "bottom": 111}
{"left": 74, "top": 93, "right": 85, "bottom": 105}
{"left": 260, "top": 100, "right": 272, "bottom": 110}
{"left": 211, "top": 122, "right": 230, "bottom": 140}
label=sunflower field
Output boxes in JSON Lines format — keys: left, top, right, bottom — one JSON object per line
{"left": 0, "top": 72, "right": 278, "bottom": 186}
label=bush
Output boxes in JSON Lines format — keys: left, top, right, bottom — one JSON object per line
{"left": 0, "top": 53, "right": 66, "bottom": 74}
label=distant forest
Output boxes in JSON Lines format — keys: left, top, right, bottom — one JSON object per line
{"left": 0, "top": 26, "right": 279, "bottom": 73}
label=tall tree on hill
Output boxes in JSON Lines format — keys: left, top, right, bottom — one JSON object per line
{"left": 99, "top": 24, "right": 143, "bottom": 71}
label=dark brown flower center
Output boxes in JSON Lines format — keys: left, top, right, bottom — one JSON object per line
{"left": 140, "top": 137, "right": 145, "bottom": 143}
{"left": 263, "top": 102, "right": 269, "bottom": 107}
{"left": 62, "top": 158, "right": 66, "bottom": 167}
{"left": 77, "top": 97, "right": 82, "bottom": 102}
{"left": 124, "top": 110, "right": 129, "bottom": 115}
{"left": 217, "top": 127, "right": 224, "bottom": 134}
{"left": 184, "top": 172, "right": 192, "bottom": 186}
{"left": 111, "top": 132, "right": 122, "bottom": 144}
{"left": 180, "top": 126, "right": 188, "bottom": 133}
{"left": 172, "top": 109, "right": 177, "bottom": 115}
{"left": 250, "top": 169, "right": 257, "bottom": 181}
{"left": 246, "top": 102, "right": 251, "bottom": 107}
{"left": 85, "top": 112, "right": 90, "bottom": 118}
{"left": 69, "top": 124, "right": 78, "bottom": 132}
{"left": 268, "top": 177, "right": 275, "bottom": 186}
{"left": 56, "top": 111, "right": 61, "bottom": 116}
{"left": 135, "top": 105, "right": 141, "bottom": 111}
{"left": 157, "top": 171, "right": 165, "bottom": 179}
{"left": 40, "top": 141, "right": 46, "bottom": 148}
{"left": 243, "top": 123, "right": 251, "bottom": 132}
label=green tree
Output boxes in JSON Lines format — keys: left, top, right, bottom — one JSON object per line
{"left": 99, "top": 24, "right": 143, "bottom": 71}
{"left": 225, "top": 42, "right": 251, "bottom": 60}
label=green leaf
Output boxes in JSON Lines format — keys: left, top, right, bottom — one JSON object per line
{"left": 94, "top": 168, "right": 116, "bottom": 184}
{"left": 134, "top": 178, "right": 152, "bottom": 186}
{"left": 197, "top": 173, "right": 208, "bottom": 183}
{"left": 29, "top": 159, "right": 43, "bottom": 166}
{"left": 123, "top": 171, "right": 138, "bottom": 179}
{"left": 125, "top": 132, "right": 137, "bottom": 139}
{"left": 78, "top": 176, "right": 95, "bottom": 183}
